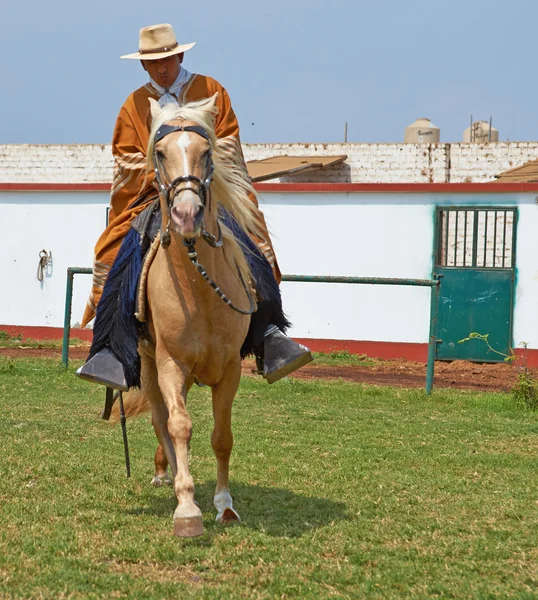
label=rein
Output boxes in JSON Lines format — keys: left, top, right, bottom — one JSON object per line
{"left": 153, "top": 122, "right": 256, "bottom": 315}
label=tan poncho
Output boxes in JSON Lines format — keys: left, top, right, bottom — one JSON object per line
{"left": 82, "top": 74, "right": 279, "bottom": 327}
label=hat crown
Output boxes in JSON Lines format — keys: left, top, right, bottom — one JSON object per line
{"left": 139, "top": 24, "right": 177, "bottom": 53}
{"left": 120, "top": 23, "right": 195, "bottom": 60}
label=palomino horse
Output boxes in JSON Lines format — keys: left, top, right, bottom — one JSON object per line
{"left": 119, "top": 95, "right": 265, "bottom": 537}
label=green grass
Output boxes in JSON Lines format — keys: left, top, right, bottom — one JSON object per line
{"left": 312, "top": 350, "right": 377, "bottom": 366}
{"left": 1, "top": 357, "right": 538, "bottom": 598}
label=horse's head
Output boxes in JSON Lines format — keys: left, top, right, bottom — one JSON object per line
{"left": 148, "top": 96, "right": 219, "bottom": 239}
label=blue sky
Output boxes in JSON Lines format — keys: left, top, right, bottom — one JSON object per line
{"left": 2, "top": 0, "right": 536, "bottom": 144}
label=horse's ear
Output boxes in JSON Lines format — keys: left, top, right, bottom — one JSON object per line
{"left": 197, "top": 93, "right": 219, "bottom": 115}
{"left": 207, "top": 92, "right": 219, "bottom": 109}
{"left": 148, "top": 98, "right": 161, "bottom": 123}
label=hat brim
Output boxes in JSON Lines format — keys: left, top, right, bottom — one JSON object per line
{"left": 121, "top": 41, "right": 196, "bottom": 60}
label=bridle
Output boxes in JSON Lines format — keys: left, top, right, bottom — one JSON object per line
{"left": 152, "top": 122, "right": 256, "bottom": 315}
{"left": 153, "top": 123, "right": 218, "bottom": 248}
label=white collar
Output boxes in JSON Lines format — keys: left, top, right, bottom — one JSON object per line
{"left": 150, "top": 67, "right": 192, "bottom": 107}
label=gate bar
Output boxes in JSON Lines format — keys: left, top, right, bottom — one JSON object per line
{"left": 281, "top": 275, "right": 440, "bottom": 394}
{"left": 281, "top": 275, "right": 438, "bottom": 287}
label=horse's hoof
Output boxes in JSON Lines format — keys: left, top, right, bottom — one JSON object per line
{"left": 151, "top": 474, "right": 172, "bottom": 487}
{"left": 216, "top": 507, "right": 241, "bottom": 526}
{"left": 174, "top": 516, "right": 204, "bottom": 538}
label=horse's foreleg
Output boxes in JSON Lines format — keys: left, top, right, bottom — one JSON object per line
{"left": 157, "top": 357, "right": 203, "bottom": 538}
{"left": 211, "top": 360, "right": 242, "bottom": 525}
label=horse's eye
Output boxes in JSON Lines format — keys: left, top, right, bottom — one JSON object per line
{"left": 156, "top": 149, "right": 165, "bottom": 161}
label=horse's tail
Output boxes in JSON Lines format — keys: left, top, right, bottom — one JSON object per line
{"left": 109, "top": 389, "right": 151, "bottom": 423}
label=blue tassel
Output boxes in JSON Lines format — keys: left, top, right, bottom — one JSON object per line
{"left": 89, "top": 227, "right": 142, "bottom": 388}
{"left": 219, "top": 208, "right": 290, "bottom": 357}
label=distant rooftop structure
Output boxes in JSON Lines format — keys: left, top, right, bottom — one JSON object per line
{"left": 404, "top": 118, "right": 440, "bottom": 144}
{"left": 464, "top": 120, "right": 499, "bottom": 143}
{"left": 246, "top": 155, "right": 347, "bottom": 182}
{"left": 495, "top": 159, "right": 538, "bottom": 183}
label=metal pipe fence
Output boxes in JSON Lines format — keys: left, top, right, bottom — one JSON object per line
{"left": 62, "top": 269, "right": 440, "bottom": 393}
{"left": 62, "top": 267, "right": 92, "bottom": 367}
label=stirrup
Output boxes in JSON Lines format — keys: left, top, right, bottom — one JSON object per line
{"left": 263, "top": 326, "right": 313, "bottom": 384}
{"left": 75, "top": 348, "right": 129, "bottom": 391}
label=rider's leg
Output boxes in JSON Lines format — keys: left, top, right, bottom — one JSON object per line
{"left": 77, "top": 202, "right": 152, "bottom": 390}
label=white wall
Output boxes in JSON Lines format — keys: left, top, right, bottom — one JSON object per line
{"left": 511, "top": 203, "right": 538, "bottom": 349}
{"left": 258, "top": 193, "right": 435, "bottom": 343}
{"left": 2, "top": 190, "right": 538, "bottom": 351}
{"left": 0, "top": 191, "right": 109, "bottom": 328}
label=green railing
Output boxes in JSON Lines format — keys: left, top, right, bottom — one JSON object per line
{"left": 62, "top": 270, "right": 440, "bottom": 393}
{"left": 62, "top": 267, "right": 92, "bottom": 367}
{"left": 280, "top": 275, "right": 440, "bottom": 394}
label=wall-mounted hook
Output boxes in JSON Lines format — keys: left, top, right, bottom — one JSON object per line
{"left": 37, "top": 249, "right": 52, "bottom": 282}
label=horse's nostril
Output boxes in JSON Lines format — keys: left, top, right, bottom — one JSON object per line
{"left": 194, "top": 206, "right": 205, "bottom": 228}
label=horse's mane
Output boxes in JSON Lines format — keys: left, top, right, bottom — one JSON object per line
{"left": 147, "top": 95, "right": 269, "bottom": 295}
{"left": 147, "top": 95, "right": 263, "bottom": 244}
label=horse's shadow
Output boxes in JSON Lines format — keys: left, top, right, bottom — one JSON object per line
{"left": 129, "top": 480, "right": 350, "bottom": 538}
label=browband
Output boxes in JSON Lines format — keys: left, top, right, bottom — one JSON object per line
{"left": 154, "top": 124, "right": 211, "bottom": 145}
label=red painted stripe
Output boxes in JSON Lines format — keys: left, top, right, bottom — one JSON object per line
{"left": 2, "top": 182, "right": 538, "bottom": 193}
{"left": 0, "top": 183, "right": 111, "bottom": 192}
{"left": 295, "top": 339, "right": 429, "bottom": 362}
{"left": 0, "top": 325, "right": 93, "bottom": 342}
{"left": 255, "top": 182, "right": 538, "bottom": 193}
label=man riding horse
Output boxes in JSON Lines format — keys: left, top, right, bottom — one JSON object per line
{"left": 77, "top": 23, "right": 312, "bottom": 390}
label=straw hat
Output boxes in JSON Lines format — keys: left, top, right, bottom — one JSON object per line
{"left": 121, "top": 24, "right": 195, "bottom": 60}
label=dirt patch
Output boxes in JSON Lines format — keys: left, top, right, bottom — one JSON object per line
{"left": 0, "top": 346, "right": 90, "bottom": 360}
{"left": 271, "top": 358, "right": 518, "bottom": 393}
{"left": 0, "top": 345, "right": 519, "bottom": 392}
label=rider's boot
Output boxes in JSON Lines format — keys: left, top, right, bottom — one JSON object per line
{"left": 75, "top": 348, "right": 129, "bottom": 391}
{"left": 76, "top": 327, "right": 313, "bottom": 389}
{"left": 262, "top": 325, "right": 313, "bottom": 384}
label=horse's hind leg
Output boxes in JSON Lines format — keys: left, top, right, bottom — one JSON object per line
{"left": 211, "top": 360, "right": 242, "bottom": 525}
{"left": 137, "top": 355, "right": 174, "bottom": 488}
{"left": 156, "top": 357, "right": 203, "bottom": 538}
{"left": 151, "top": 442, "right": 172, "bottom": 487}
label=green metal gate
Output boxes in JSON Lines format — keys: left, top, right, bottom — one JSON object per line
{"left": 434, "top": 206, "right": 517, "bottom": 361}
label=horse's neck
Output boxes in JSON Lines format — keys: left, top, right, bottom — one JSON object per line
{"left": 162, "top": 233, "right": 225, "bottom": 296}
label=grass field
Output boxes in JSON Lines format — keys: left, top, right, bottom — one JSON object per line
{"left": 1, "top": 357, "right": 538, "bottom": 599}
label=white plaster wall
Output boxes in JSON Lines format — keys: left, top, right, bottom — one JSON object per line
{"left": 0, "top": 190, "right": 436, "bottom": 343}
{"left": 2, "top": 190, "right": 538, "bottom": 351}
{"left": 511, "top": 203, "right": 538, "bottom": 349}
{"left": 258, "top": 193, "right": 435, "bottom": 343}
{"left": 0, "top": 192, "right": 109, "bottom": 328}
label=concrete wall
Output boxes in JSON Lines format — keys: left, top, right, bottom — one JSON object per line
{"left": 2, "top": 142, "right": 538, "bottom": 185}
{"left": 0, "top": 192, "right": 107, "bottom": 329}
{"left": 2, "top": 189, "right": 538, "bottom": 352}
{"left": 0, "top": 145, "right": 112, "bottom": 183}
